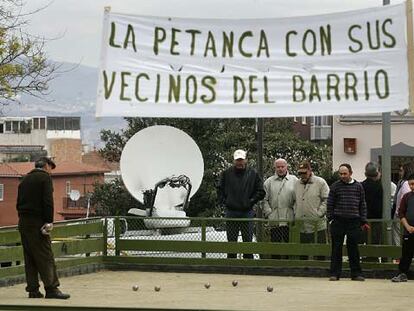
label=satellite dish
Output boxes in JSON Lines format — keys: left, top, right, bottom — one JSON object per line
{"left": 121, "top": 125, "right": 204, "bottom": 227}
{"left": 69, "top": 190, "right": 81, "bottom": 201}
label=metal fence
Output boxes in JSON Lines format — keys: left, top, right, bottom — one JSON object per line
{"left": 106, "top": 216, "right": 402, "bottom": 262}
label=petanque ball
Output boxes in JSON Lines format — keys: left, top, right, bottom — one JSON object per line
{"left": 204, "top": 283, "right": 211, "bottom": 289}
{"left": 154, "top": 286, "right": 161, "bottom": 292}
{"left": 267, "top": 285, "right": 273, "bottom": 292}
{"left": 132, "top": 285, "right": 139, "bottom": 291}
{"left": 232, "top": 280, "right": 238, "bottom": 287}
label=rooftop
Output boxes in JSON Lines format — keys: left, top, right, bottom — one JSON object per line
{"left": 0, "top": 161, "right": 110, "bottom": 177}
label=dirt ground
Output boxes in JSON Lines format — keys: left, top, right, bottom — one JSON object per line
{"left": 0, "top": 271, "right": 413, "bottom": 310}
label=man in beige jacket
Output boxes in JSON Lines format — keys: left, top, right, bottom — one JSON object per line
{"left": 294, "top": 161, "right": 330, "bottom": 259}
{"left": 263, "top": 158, "right": 297, "bottom": 258}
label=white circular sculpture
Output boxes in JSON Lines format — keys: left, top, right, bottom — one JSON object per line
{"left": 120, "top": 125, "right": 204, "bottom": 228}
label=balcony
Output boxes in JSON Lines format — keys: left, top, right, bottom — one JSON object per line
{"left": 62, "top": 196, "right": 88, "bottom": 209}
{"left": 61, "top": 196, "right": 95, "bottom": 220}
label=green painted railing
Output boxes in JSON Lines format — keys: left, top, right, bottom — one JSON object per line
{"left": 106, "top": 216, "right": 401, "bottom": 270}
{"left": 0, "top": 218, "right": 105, "bottom": 279}
{"left": 0, "top": 216, "right": 403, "bottom": 281}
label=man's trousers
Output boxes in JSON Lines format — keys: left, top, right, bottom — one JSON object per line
{"left": 18, "top": 217, "right": 59, "bottom": 293}
{"left": 330, "top": 217, "right": 362, "bottom": 278}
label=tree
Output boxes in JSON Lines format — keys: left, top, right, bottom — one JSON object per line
{"left": 0, "top": 0, "right": 58, "bottom": 107}
{"left": 98, "top": 118, "right": 333, "bottom": 217}
{"left": 91, "top": 178, "right": 141, "bottom": 216}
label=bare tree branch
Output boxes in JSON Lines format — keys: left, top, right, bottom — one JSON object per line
{"left": 0, "top": 0, "right": 59, "bottom": 109}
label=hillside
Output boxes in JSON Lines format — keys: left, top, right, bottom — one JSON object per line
{"left": 2, "top": 62, "right": 125, "bottom": 147}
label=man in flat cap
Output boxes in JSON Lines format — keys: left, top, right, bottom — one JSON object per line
{"left": 294, "top": 160, "right": 330, "bottom": 259}
{"left": 218, "top": 149, "right": 265, "bottom": 259}
{"left": 16, "top": 157, "right": 70, "bottom": 299}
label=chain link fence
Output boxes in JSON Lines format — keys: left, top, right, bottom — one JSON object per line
{"left": 105, "top": 216, "right": 402, "bottom": 260}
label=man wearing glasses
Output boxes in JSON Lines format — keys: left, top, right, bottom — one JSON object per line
{"left": 294, "top": 161, "right": 330, "bottom": 259}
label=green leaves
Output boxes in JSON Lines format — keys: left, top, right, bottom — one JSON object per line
{"left": 92, "top": 178, "right": 141, "bottom": 216}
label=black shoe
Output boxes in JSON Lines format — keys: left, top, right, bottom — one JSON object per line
{"left": 351, "top": 275, "right": 365, "bottom": 281}
{"left": 28, "top": 291, "right": 44, "bottom": 298}
{"left": 45, "top": 290, "right": 70, "bottom": 299}
{"left": 391, "top": 273, "right": 408, "bottom": 282}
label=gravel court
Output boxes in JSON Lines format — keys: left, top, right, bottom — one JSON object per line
{"left": 0, "top": 270, "right": 413, "bottom": 310}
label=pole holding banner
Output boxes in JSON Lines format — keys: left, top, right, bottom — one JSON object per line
{"left": 96, "top": 6, "right": 112, "bottom": 119}
{"left": 406, "top": 0, "right": 414, "bottom": 113}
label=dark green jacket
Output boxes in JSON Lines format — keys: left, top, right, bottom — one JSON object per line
{"left": 218, "top": 166, "right": 265, "bottom": 212}
{"left": 16, "top": 168, "right": 54, "bottom": 223}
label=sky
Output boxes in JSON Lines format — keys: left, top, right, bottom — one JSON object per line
{"left": 23, "top": 0, "right": 398, "bottom": 68}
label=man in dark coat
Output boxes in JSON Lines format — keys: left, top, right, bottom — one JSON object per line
{"left": 361, "top": 162, "right": 383, "bottom": 251}
{"left": 16, "top": 157, "right": 70, "bottom": 299}
{"left": 217, "top": 149, "right": 265, "bottom": 259}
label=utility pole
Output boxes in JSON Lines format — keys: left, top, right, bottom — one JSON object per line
{"left": 381, "top": 1, "right": 392, "bottom": 248}
{"left": 256, "top": 118, "right": 264, "bottom": 218}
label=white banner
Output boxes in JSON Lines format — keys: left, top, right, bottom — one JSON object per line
{"left": 96, "top": 3, "right": 409, "bottom": 118}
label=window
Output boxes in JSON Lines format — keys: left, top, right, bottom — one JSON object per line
{"left": 56, "top": 118, "right": 64, "bottom": 130}
{"left": 64, "top": 118, "right": 71, "bottom": 131}
{"left": 47, "top": 117, "right": 79, "bottom": 130}
{"left": 33, "top": 117, "right": 45, "bottom": 130}
{"left": 0, "top": 184, "right": 4, "bottom": 201}
{"left": 40, "top": 118, "right": 46, "bottom": 129}
{"left": 47, "top": 117, "right": 56, "bottom": 130}
{"left": 12, "top": 121, "right": 19, "bottom": 133}
{"left": 70, "top": 117, "right": 80, "bottom": 130}
{"left": 63, "top": 117, "right": 80, "bottom": 130}
{"left": 66, "top": 181, "right": 71, "bottom": 196}
{"left": 20, "top": 120, "right": 31, "bottom": 133}
{"left": 301, "top": 117, "right": 307, "bottom": 125}
{"left": 5, "top": 121, "right": 11, "bottom": 132}
{"left": 2, "top": 120, "right": 32, "bottom": 133}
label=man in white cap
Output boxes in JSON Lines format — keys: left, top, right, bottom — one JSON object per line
{"left": 217, "top": 149, "right": 265, "bottom": 259}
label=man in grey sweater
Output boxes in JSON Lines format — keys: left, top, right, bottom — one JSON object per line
{"left": 327, "top": 163, "right": 367, "bottom": 281}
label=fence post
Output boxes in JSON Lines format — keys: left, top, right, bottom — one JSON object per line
{"left": 289, "top": 220, "right": 301, "bottom": 243}
{"left": 201, "top": 219, "right": 206, "bottom": 258}
{"left": 256, "top": 202, "right": 264, "bottom": 243}
{"left": 114, "top": 217, "right": 120, "bottom": 256}
{"left": 103, "top": 217, "right": 108, "bottom": 257}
